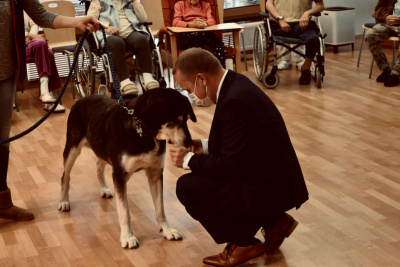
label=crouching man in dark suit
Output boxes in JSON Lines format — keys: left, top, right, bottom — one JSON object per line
{"left": 170, "top": 48, "right": 309, "bottom": 267}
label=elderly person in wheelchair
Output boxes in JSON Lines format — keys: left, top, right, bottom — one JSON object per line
{"left": 266, "top": 0, "right": 324, "bottom": 85}
{"left": 87, "top": 0, "right": 159, "bottom": 95}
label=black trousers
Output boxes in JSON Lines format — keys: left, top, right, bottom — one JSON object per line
{"left": 176, "top": 173, "right": 282, "bottom": 246}
{"left": 106, "top": 31, "right": 152, "bottom": 81}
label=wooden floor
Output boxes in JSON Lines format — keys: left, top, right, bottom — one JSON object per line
{"left": 2, "top": 37, "right": 400, "bottom": 267}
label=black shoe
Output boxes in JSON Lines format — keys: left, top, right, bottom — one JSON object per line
{"left": 376, "top": 68, "right": 391, "bottom": 83}
{"left": 299, "top": 70, "right": 311, "bottom": 85}
{"left": 384, "top": 74, "right": 400, "bottom": 87}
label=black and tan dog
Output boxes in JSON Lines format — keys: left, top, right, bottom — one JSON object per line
{"left": 58, "top": 88, "right": 196, "bottom": 248}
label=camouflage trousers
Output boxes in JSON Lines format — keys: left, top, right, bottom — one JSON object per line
{"left": 365, "top": 23, "right": 400, "bottom": 75}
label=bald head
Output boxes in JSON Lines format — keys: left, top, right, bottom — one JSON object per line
{"left": 173, "top": 48, "right": 224, "bottom": 80}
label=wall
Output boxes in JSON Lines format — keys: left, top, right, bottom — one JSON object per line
{"left": 323, "top": 0, "right": 376, "bottom": 35}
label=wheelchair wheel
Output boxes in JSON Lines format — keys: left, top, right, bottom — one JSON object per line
{"left": 253, "top": 25, "right": 267, "bottom": 80}
{"left": 74, "top": 39, "right": 95, "bottom": 98}
{"left": 262, "top": 71, "right": 280, "bottom": 89}
{"left": 315, "top": 68, "right": 322, "bottom": 88}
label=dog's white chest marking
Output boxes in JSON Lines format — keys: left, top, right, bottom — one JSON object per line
{"left": 121, "top": 146, "right": 164, "bottom": 173}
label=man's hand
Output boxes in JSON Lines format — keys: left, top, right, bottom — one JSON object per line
{"left": 386, "top": 15, "right": 400, "bottom": 26}
{"left": 190, "top": 139, "right": 204, "bottom": 154}
{"left": 299, "top": 12, "right": 311, "bottom": 30}
{"left": 105, "top": 26, "right": 119, "bottom": 35}
{"left": 278, "top": 20, "right": 291, "bottom": 32}
{"left": 169, "top": 144, "right": 190, "bottom": 168}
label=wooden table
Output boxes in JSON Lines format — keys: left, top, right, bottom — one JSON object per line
{"left": 167, "top": 23, "right": 244, "bottom": 73}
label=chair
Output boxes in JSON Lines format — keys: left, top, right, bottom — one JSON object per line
{"left": 42, "top": 0, "right": 78, "bottom": 98}
{"left": 357, "top": 23, "right": 400, "bottom": 78}
{"left": 158, "top": 0, "right": 237, "bottom": 71}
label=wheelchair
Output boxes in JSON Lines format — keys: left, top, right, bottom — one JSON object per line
{"left": 73, "top": 1, "right": 166, "bottom": 98}
{"left": 253, "top": 11, "right": 326, "bottom": 89}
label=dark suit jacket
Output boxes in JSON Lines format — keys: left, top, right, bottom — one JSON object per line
{"left": 188, "top": 70, "right": 308, "bottom": 217}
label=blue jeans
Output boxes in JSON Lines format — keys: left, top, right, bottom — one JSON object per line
{"left": 270, "top": 21, "right": 319, "bottom": 60}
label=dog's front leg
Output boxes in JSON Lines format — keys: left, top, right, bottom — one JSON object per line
{"left": 59, "top": 144, "right": 83, "bottom": 211}
{"left": 113, "top": 171, "right": 139, "bottom": 248}
{"left": 97, "top": 159, "right": 113, "bottom": 198}
{"left": 146, "top": 168, "right": 182, "bottom": 241}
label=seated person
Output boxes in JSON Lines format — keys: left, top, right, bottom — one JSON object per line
{"left": 365, "top": 0, "right": 400, "bottom": 87}
{"left": 172, "top": 0, "right": 233, "bottom": 70}
{"left": 277, "top": 44, "right": 305, "bottom": 70}
{"left": 87, "top": 0, "right": 159, "bottom": 94}
{"left": 266, "top": 0, "right": 324, "bottom": 85}
{"left": 24, "top": 12, "right": 65, "bottom": 112}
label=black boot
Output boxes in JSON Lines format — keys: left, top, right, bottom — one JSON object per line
{"left": 299, "top": 70, "right": 311, "bottom": 85}
{"left": 376, "top": 67, "right": 392, "bottom": 83}
{"left": 384, "top": 74, "right": 400, "bottom": 87}
{"left": 0, "top": 146, "right": 34, "bottom": 221}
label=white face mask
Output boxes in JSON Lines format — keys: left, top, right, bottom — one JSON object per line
{"left": 188, "top": 76, "right": 213, "bottom": 107}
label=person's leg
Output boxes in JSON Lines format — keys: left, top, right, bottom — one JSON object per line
{"left": 0, "top": 75, "right": 15, "bottom": 190}
{"left": 293, "top": 23, "right": 319, "bottom": 84}
{"left": 106, "top": 35, "right": 138, "bottom": 94}
{"left": 291, "top": 44, "right": 305, "bottom": 70}
{"left": 176, "top": 173, "right": 261, "bottom": 246}
{"left": 0, "top": 74, "right": 34, "bottom": 221}
{"left": 125, "top": 31, "right": 159, "bottom": 90}
{"left": 26, "top": 39, "right": 65, "bottom": 111}
{"left": 278, "top": 45, "right": 292, "bottom": 70}
{"left": 26, "top": 39, "right": 56, "bottom": 102}
{"left": 365, "top": 23, "right": 395, "bottom": 84}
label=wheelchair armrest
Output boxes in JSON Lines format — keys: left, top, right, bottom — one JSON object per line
{"left": 158, "top": 27, "right": 171, "bottom": 51}
{"left": 313, "top": 12, "right": 321, "bottom": 17}
{"left": 140, "top": 21, "right": 153, "bottom": 27}
{"left": 259, "top": 12, "right": 269, "bottom": 19}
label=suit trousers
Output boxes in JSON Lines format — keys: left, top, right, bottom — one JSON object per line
{"left": 176, "top": 173, "right": 282, "bottom": 246}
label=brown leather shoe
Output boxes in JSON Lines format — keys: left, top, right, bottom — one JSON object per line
{"left": 0, "top": 189, "right": 34, "bottom": 221}
{"left": 203, "top": 241, "right": 265, "bottom": 267}
{"left": 262, "top": 213, "right": 298, "bottom": 254}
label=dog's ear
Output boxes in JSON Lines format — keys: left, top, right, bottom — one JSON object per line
{"left": 189, "top": 105, "right": 197, "bottom": 122}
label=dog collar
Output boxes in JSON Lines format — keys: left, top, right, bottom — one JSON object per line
{"left": 135, "top": 118, "right": 144, "bottom": 137}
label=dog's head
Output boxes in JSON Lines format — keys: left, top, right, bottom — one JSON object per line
{"left": 132, "top": 88, "right": 196, "bottom": 147}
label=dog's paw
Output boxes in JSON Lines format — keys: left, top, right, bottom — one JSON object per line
{"left": 100, "top": 188, "right": 114, "bottom": 198}
{"left": 58, "top": 201, "right": 70, "bottom": 211}
{"left": 162, "top": 228, "right": 183, "bottom": 241}
{"left": 120, "top": 235, "right": 139, "bottom": 249}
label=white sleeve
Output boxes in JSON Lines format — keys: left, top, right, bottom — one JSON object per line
{"left": 132, "top": 0, "right": 147, "bottom": 22}
{"left": 183, "top": 152, "right": 194, "bottom": 170}
{"left": 201, "top": 139, "right": 209, "bottom": 154}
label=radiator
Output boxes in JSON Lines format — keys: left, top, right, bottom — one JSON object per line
{"left": 239, "top": 22, "right": 263, "bottom": 51}
{"left": 27, "top": 53, "right": 104, "bottom": 81}
{"left": 222, "top": 21, "right": 262, "bottom": 54}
